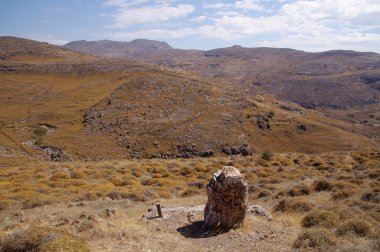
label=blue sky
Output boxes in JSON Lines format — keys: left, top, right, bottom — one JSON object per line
{"left": 1, "top": 0, "right": 380, "bottom": 52}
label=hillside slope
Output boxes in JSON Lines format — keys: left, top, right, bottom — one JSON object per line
{"left": 0, "top": 36, "right": 96, "bottom": 64}
{"left": 0, "top": 37, "right": 378, "bottom": 162}
{"left": 64, "top": 40, "right": 380, "bottom": 109}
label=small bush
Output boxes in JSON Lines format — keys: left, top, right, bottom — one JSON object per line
{"left": 76, "top": 220, "right": 95, "bottom": 233}
{"left": 293, "top": 228, "right": 336, "bottom": 249}
{"left": 257, "top": 190, "right": 272, "bottom": 198}
{"left": 70, "top": 170, "right": 86, "bottom": 179}
{"left": 337, "top": 218, "right": 373, "bottom": 237}
{"left": 267, "top": 111, "right": 275, "bottom": 119}
{"left": 181, "top": 188, "right": 200, "bottom": 197}
{"left": 288, "top": 184, "right": 311, "bottom": 196}
{"left": 314, "top": 180, "right": 334, "bottom": 192}
{"left": 1, "top": 226, "right": 89, "bottom": 252}
{"left": 275, "top": 198, "right": 314, "bottom": 213}
{"left": 261, "top": 150, "right": 273, "bottom": 161}
{"left": 361, "top": 192, "right": 380, "bottom": 203}
{"left": 50, "top": 172, "right": 70, "bottom": 181}
{"left": 33, "top": 126, "right": 48, "bottom": 138}
{"left": 332, "top": 189, "right": 354, "bottom": 200}
{"left": 302, "top": 210, "right": 340, "bottom": 228}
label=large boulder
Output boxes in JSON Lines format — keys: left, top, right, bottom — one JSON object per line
{"left": 204, "top": 166, "right": 248, "bottom": 230}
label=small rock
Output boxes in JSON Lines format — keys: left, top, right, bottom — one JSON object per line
{"left": 231, "top": 146, "right": 241, "bottom": 155}
{"left": 221, "top": 146, "right": 232, "bottom": 155}
{"left": 240, "top": 146, "right": 252, "bottom": 156}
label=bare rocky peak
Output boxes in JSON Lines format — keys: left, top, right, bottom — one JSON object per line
{"left": 63, "top": 39, "right": 172, "bottom": 58}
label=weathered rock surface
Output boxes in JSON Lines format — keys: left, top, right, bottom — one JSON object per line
{"left": 204, "top": 166, "right": 248, "bottom": 230}
{"left": 38, "top": 145, "right": 69, "bottom": 162}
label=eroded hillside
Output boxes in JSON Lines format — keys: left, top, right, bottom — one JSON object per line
{"left": 0, "top": 37, "right": 378, "bottom": 162}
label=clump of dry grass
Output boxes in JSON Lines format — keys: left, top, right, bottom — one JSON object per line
{"left": 1, "top": 225, "right": 89, "bottom": 252}
{"left": 337, "top": 218, "right": 374, "bottom": 237}
{"left": 314, "top": 179, "right": 334, "bottom": 192}
{"left": 361, "top": 192, "right": 380, "bottom": 203}
{"left": 301, "top": 210, "right": 340, "bottom": 228}
{"left": 332, "top": 189, "right": 355, "bottom": 200}
{"left": 288, "top": 183, "right": 312, "bottom": 196}
{"left": 275, "top": 198, "right": 314, "bottom": 213}
{"left": 293, "top": 228, "right": 337, "bottom": 249}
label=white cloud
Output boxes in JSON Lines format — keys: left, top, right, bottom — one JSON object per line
{"left": 203, "top": 3, "right": 230, "bottom": 9}
{"left": 103, "top": 0, "right": 148, "bottom": 8}
{"left": 191, "top": 15, "right": 207, "bottom": 22}
{"left": 235, "top": 0, "right": 265, "bottom": 11}
{"left": 102, "top": 0, "right": 380, "bottom": 52}
{"left": 108, "top": 3, "right": 195, "bottom": 28}
{"left": 204, "top": 0, "right": 266, "bottom": 11}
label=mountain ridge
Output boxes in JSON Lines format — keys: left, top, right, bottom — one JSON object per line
{"left": 63, "top": 38, "right": 380, "bottom": 110}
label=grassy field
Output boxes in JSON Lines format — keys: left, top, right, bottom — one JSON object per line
{"left": 0, "top": 150, "right": 379, "bottom": 251}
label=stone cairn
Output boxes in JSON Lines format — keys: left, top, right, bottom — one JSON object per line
{"left": 204, "top": 166, "right": 248, "bottom": 231}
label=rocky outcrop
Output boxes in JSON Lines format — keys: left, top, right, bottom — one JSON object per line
{"left": 204, "top": 166, "right": 248, "bottom": 231}
{"left": 38, "top": 145, "right": 69, "bottom": 162}
{"left": 221, "top": 145, "right": 252, "bottom": 156}
{"left": 257, "top": 114, "right": 271, "bottom": 129}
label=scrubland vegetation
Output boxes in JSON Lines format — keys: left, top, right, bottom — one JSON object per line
{"left": 0, "top": 150, "right": 379, "bottom": 251}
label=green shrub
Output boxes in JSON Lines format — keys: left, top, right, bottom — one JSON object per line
{"left": 34, "top": 126, "right": 48, "bottom": 138}
{"left": 267, "top": 111, "right": 275, "bottom": 119}
{"left": 261, "top": 150, "right": 273, "bottom": 161}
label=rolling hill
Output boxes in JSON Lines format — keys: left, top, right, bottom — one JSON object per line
{"left": 1, "top": 37, "right": 379, "bottom": 252}
{"left": 64, "top": 40, "right": 380, "bottom": 109}
{"left": 0, "top": 36, "right": 378, "bottom": 162}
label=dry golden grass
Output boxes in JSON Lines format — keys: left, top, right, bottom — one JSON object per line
{"left": 0, "top": 150, "right": 379, "bottom": 251}
{"left": 1, "top": 225, "right": 89, "bottom": 252}
{"left": 293, "top": 228, "right": 337, "bottom": 250}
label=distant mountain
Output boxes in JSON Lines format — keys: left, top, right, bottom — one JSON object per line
{"left": 63, "top": 39, "right": 172, "bottom": 58}
{"left": 0, "top": 36, "right": 96, "bottom": 63}
{"left": 63, "top": 39, "right": 380, "bottom": 109}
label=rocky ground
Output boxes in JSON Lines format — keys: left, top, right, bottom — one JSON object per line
{"left": 0, "top": 198, "right": 298, "bottom": 252}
